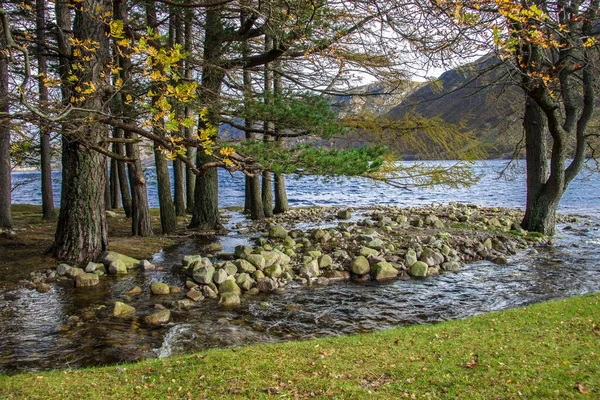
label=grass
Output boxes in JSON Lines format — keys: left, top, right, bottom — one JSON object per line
{"left": 0, "top": 293, "right": 598, "bottom": 399}
{"left": 0, "top": 205, "right": 180, "bottom": 286}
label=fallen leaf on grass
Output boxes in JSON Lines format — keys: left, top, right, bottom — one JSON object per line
{"left": 575, "top": 383, "right": 589, "bottom": 394}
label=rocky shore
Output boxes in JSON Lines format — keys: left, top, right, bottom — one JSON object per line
{"left": 24, "top": 203, "right": 556, "bottom": 325}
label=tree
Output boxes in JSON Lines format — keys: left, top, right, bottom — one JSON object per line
{"left": 0, "top": 22, "right": 11, "bottom": 229}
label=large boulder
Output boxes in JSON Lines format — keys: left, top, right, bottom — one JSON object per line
{"left": 264, "top": 264, "right": 283, "bottom": 279}
{"left": 113, "top": 302, "right": 136, "bottom": 318}
{"left": 182, "top": 255, "right": 202, "bottom": 267}
{"left": 257, "top": 277, "right": 278, "bottom": 293}
{"left": 151, "top": 282, "right": 170, "bottom": 295}
{"left": 300, "top": 259, "right": 320, "bottom": 278}
{"left": 99, "top": 251, "right": 140, "bottom": 270}
{"left": 219, "top": 277, "right": 241, "bottom": 295}
{"left": 75, "top": 273, "right": 100, "bottom": 288}
{"left": 319, "top": 255, "right": 333, "bottom": 269}
{"left": 65, "top": 267, "right": 85, "bottom": 279}
{"left": 56, "top": 263, "right": 73, "bottom": 276}
{"left": 350, "top": 256, "right": 370, "bottom": 275}
{"left": 245, "top": 254, "right": 266, "bottom": 270}
{"left": 234, "top": 245, "right": 253, "bottom": 259}
{"left": 419, "top": 249, "right": 444, "bottom": 267}
{"left": 235, "top": 259, "right": 256, "bottom": 273}
{"left": 188, "top": 257, "right": 213, "bottom": 272}
{"left": 108, "top": 260, "right": 128, "bottom": 275}
{"left": 84, "top": 262, "right": 104, "bottom": 273}
{"left": 144, "top": 310, "right": 171, "bottom": 325}
{"left": 371, "top": 261, "right": 398, "bottom": 281}
{"left": 236, "top": 273, "right": 256, "bottom": 291}
{"left": 219, "top": 292, "right": 241, "bottom": 307}
{"left": 404, "top": 249, "right": 418, "bottom": 267}
{"left": 192, "top": 265, "right": 215, "bottom": 285}
{"left": 269, "top": 226, "right": 287, "bottom": 239}
{"left": 213, "top": 269, "right": 230, "bottom": 285}
{"left": 409, "top": 261, "right": 429, "bottom": 277}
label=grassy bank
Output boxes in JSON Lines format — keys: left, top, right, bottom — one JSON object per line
{"left": 1, "top": 293, "right": 598, "bottom": 399}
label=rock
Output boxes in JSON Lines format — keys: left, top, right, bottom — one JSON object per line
{"left": 177, "top": 299, "right": 195, "bottom": 309}
{"left": 300, "top": 259, "right": 320, "bottom": 278}
{"left": 234, "top": 245, "right": 253, "bottom": 259}
{"left": 75, "top": 273, "right": 99, "bottom": 287}
{"left": 85, "top": 262, "right": 104, "bottom": 273}
{"left": 253, "top": 270, "right": 265, "bottom": 280}
{"left": 236, "top": 273, "right": 256, "bottom": 291}
{"left": 483, "top": 238, "right": 493, "bottom": 250}
{"left": 192, "top": 265, "right": 215, "bottom": 285}
{"left": 36, "top": 283, "right": 52, "bottom": 293}
{"left": 428, "top": 266, "right": 441, "bottom": 276}
{"left": 269, "top": 226, "right": 287, "bottom": 239}
{"left": 144, "top": 310, "right": 170, "bottom": 325}
{"left": 202, "top": 285, "right": 218, "bottom": 299}
{"left": 490, "top": 256, "right": 508, "bottom": 265}
{"left": 441, "top": 244, "right": 451, "bottom": 256}
{"left": 188, "top": 257, "right": 213, "bottom": 272}
{"left": 350, "top": 256, "right": 371, "bottom": 275}
{"left": 235, "top": 259, "right": 256, "bottom": 274}
{"left": 419, "top": 249, "right": 444, "bottom": 267}
{"left": 371, "top": 261, "right": 398, "bottom": 281}
{"left": 218, "top": 292, "right": 241, "bottom": 307}
{"left": 264, "top": 264, "right": 283, "bottom": 279}
{"left": 182, "top": 255, "right": 202, "bottom": 267}
{"left": 488, "top": 217, "right": 502, "bottom": 227}
{"left": 245, "top": 254, "right": 266, "bottom": 270}
{"left": 359, "top": 247, "right": 379, "bottom": 257}
{"left": 186, "top": 289, "right": 204, "bottom": 302}
{"left": 139, "top": 260, "right": 156, "bottom": 271}
{"left": 204, "top": 242, "right": 223, "bottom": 254}
{"left": 150, "top": 282, "right": 170, "bottom": 295}
{"left": 56, "top": 264, "right": 73, "bottom": 276}
{"left": 126, "top": 286, "right": 142, "bottom": 296}
{"left": 219, "top": 278, "right": 241, "bottom": 295}
{"left": 213, "top": 269, "right": 230, "bottom": 285}
{"left": 113, "top": 302, "right": 136, "bottom": 318}
{"left": 66, "top": 267, "right": 85, "bottom": 279}
{"left": 409, "top": 261, "right": 429, "bottom": 277}
{"left": 319, "top": 255, "right": 333, "bottom": 268}
{"left": 108, "top": 260, "right": 128, "bottom": 275}
{"left": 405, "top": 249, "right": 418, "bottom": 267}
{"left": 257, "top": 278, "right": 278, "bottom": 293}
{"left": 441, "top": 261, "right": 461, "bottom": 271}
{"left": 316, "top": 277, "right": 330, "bottom": 285}
{"left": 106, "top": 210, "right": 118, "bottom": 218}
{"left": 337, "top": 209, "right": 352, "bottom": 219}
{"left": 169, "top": 286, "right": 182, "bottom": 294}
{"left": 99, "top": 251, "right": 140, "bottom": 269}
{"left": 367, "top": 239, "right": 384, "bottom": 250}
{"left": 283, "top": 236, "right": 296, "bottom": 248}
{"left": 222, "top": 262, "right": 238, "bottom": 275}
{"left": 323, "top": 270, "right": 350, "bottom": 280}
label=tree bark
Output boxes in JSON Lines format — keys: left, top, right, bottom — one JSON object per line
{"left": 172, "top": 13, "right": 186, "bottom": 217}
{"left": 184, "top": 8, "right": 195, "bottom": 214}
{"left": 104, "top": 159, "right": 112, "bottom": 210}
{"left": 114, "top": 0, "right": 152, "bottom": 236}
{"left": 190, "top": 6, "right": 223, "bottom": 230}
{"left": 112, "top": 127, "right": 132, "bottom": 216}
{"left": 261, "top": 35, "right": 274, "bottom": 218}
{"left": 53, "top": 0, "right": 111, "bottom": 263}
{"left": 36, "top": 0, "right": 55, "bottom": 219}
{"left": 272, "top": 59, "right": 288, "bottom": 214}
{"left": 147, "top": 1, "right": 176, "bottom": 234}
{"left": 0, "top": 49, "right": 11, "bottom": 228}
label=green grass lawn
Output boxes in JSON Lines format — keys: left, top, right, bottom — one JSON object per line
{"left": 1, "top": 293, "right": 598, "bottom": 399}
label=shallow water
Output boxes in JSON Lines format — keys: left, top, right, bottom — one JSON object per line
{"left": 2, "top": 160, "right": 600, "bottom": 373}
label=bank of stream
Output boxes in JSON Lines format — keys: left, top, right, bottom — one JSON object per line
{"left": 1, "top": 203, "right": 599, "bottom": 374}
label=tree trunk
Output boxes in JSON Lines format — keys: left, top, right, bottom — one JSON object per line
{"left": 0, "top": 49, "right": 11, "bottom": 228}
{"left": 147, "top": 1, "right": 176, "bottom": 234}
{"left": 110, "top": 158, "right": 120, "bottom": 209}
{"left": 173, "top": 159, "right": 186, "bottom": 216}
{"left": 261, "top": 172, "right": 273, "bottom": 218}
{"left": 184, "top": 8, "right": 195, "bottom": 214}
{"left": 190, "top": 6, "right": 223, "bottom": 230}
{"left": 104, "top": 160, "right": 112, "bottom": 210}
{"left": 249, "top": 176, "right": 264, "bottom": 220}
{"left": 113, "top": 0, "right": 151, "bottom": 236}
{"left": 273, "top": 172, "right": 288, "bottom": 214}
{"left": 36, "top": 0, "right": 55, "bottom": 219}
{"left": 53, "top": 0, "right": 111, "bottom": 263}
{"left": 171, "top": 12, "right": 186, "bottom": 217}
{"left": 112, "top": 127, "right": 132, "bottom": 217}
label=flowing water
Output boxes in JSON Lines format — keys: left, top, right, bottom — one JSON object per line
{"left": 2, "top": 160, "right": 600, "bottom": 373}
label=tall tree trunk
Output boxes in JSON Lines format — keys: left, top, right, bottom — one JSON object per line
{"left": 261, "top": 35, "right": 274, "bottom": 218}
{"left": 0, "top": 49, "right": 11, "bottom": 228}
{"left": 36, "top": 0, "right": 55, "bottom": 219}
{"left": 147, "top": 1, "right": 176, "bottom": 234}
{"left": 112, "top": 127, "right": 132, "bottom": 216}
{"left": 172, "top": 13, "right": 186, "bottom": 217}
{"left": 190, "top": 6, "right": 223, "bottom": 230}
{"left": 54, "top": 0, "right": 111, "bottom": 262}
{"left": 110, "top": 158, "right": 120, "bottom": 209}
{"left": 114, "top": 0, "right": 152, "bottom": 236}
{"left": 184, "top": 8, "right": 195, "bottom": 214}
{"left": 104, "top": 159, "right": 112, "bottom": 210}
{"left": 272, "top": 59, "right": 288, "bottom": 214}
